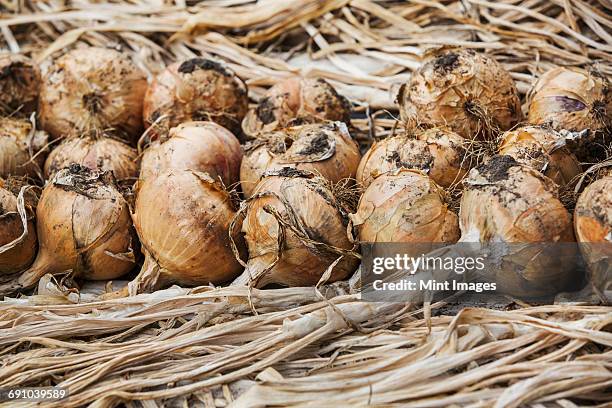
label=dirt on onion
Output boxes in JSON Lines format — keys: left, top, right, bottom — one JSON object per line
{"left": 0, "top": 52, "right": 40, "bottom": 116}
{"left": 242, "top": 77, "right": 351, "bottom": 138}
{"left": 398, "top": 49, "right": 522, "bottom": 139}
{"left": 0, "top": 116, "right": 49, "bottom": 180}
{"left": 38, "top": 46, "right": 147, "bottom": 144}
{"left": 240, "top": 122, "right": 360, "bottom": 197}
{"left": 143, "top": 58, "right": 248, "bottom": 140}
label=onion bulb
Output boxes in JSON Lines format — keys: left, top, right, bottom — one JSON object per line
{"left": 0, "top": 182, "right": 37, "bottom": 275}
{"left": 0, "top": 53, "right": 40, "bottom": 116}
{"left": 398, "top": 49, "right": 522, "bottom": 139}
{"left": 459, "top": 155, "right": 576, "bottom": 297}
{"left": 123, "top": 169, "right": 245, "bottom": 295}
{"left": 44, "top": 136, "right": 139, "bottom": 183}
{"left": 242, "top": 77, "right": 351, "bottom": 138}
{"left": 357, "top": 127, "right": 469, "bottom": 188}
{"left": 498, "top": 126, "right": 581, "bottom": 187}
{"left": 143, "top": 58, "right": 248, "bottom": 139}
{"left": 240, "top": 122, "right": 360, "bottom": 197}
{"left": 0, "top": 117, "right": 49, "bottom": 180}
{"left": 140, "top": 121, "right": 242, "bottom": 186}
{"left": 38, "top": 47, "right": 147, "bottom": 144}
{"left": 351, "top": 169, "right": 459, "bottom": 244}
{"left": 0, "top": 165, "right": 135, "bottom": 295}
{"left": 232, "top": 168, "right": 358, "bottom": 287}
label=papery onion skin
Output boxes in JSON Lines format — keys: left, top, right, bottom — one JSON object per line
{"left": 499, "top": 126, "right": 582, "bottom": 187}
{"left": 351, "top": 169, "right": 459, "bottom": 244}
{"left": 240, "top": 122, "right": 360, "bottom": 197}
{"left": 132, "top": 169, "right": 245, "bottom": 292}
{"left": 0, "top": 53, "right": 40, "bottom": 116}
{"left": 242, "top": 77, "right": 351, "bottom": 138}
{"left": 0, "top": 186, "right": 37, "bottom": 274}
{"left": 140, "top": 121, "right": 242, "bottom": 186}
{"left": 44, "top": 136, "right": 139, "bottom": 182}
{"left": 143, "top": 58, "right": 248, "bottom": 139}
{"left": 399, "top": 49, "right": 522, "bottom": 139}
{"left": 234, "top": 169, "right": 358, "bottom": 288}
{"left": 0, "top": 117, "right": 48, "bottom": 179}
{"left": 38, "top": 47, "right": 147, "bottom": 144}
{"left": 357, "top": 127, "right": 469, "bottom": 188}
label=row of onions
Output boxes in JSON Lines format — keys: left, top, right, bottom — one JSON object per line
{"left": 0, "top": 46, "right": 609, "bottom": 300}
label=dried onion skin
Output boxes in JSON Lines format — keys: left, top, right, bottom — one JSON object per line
{"left": 0, "top": 117, "right": 48, "bottom": 180}
{"left": 0, "top": 184, "right": 37, "bottom": 275}
{"left": 0, "top": 53, "right": 40, "bottom": 116}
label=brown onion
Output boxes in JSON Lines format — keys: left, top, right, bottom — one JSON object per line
{"left": 232, "top": 168, "right": 358, "bottom": 287}
{"left": 44, "top": 136, "right": 139, "bottom": 182}
{"left": 0, "top": 165, "right": 135, "bottom": 295}
{"left": 143, "top": 58, "right": 248, "bottom": 139}
{"left": 0, "top": 53, "right": 40, "bottom": 116}
{"left": 123, "top": 169, "right": 245, "bottom": 295}
{"left": 399, "top": 49, "right": 522, "bottom": 139}
{"left": 38, "top": 47, "right": 147, "bottom": 144}
{"left": 498, "top": 126, "right": 581, "bottom": 186}
{"left": 140, "top": 121, "right": 242, "bottom": 186}
{"left": 357, "top": 127, "right": 469, "bottom": 188}
{"left": 0, "top": 183, "right": 37, "bottom": 275}
{"left": 242, "top": 77, "right": 351, "bottom": 138}
{"left": 0, "top": 117, "right": 48, "bottom": 179}
{"left": 351, "top": 169, "right": 459, "bottom": 244}
{"left": 240, "top": 122, "right": 360, "bottom": 197}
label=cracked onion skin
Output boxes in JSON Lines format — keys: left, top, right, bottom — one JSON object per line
{"left": 143, "top": 58, "right": 248, "bottom": 139}
{"left": 0, "top": 184, "right": 37, "bottom": 275}
{"left": 351, "top": 169, "right": 459, "bottom": 244}
{"left": 140, "top": 121, "right": 242, "bottom": 186}
{"left": 0, "top": 53, "right": 40, "bottom": 116}
{"left": 129, "top": 169, "right": 245, "bottom": 294}
{"left": 0, "top": 117, "right": 49, "bottom": 179}
{"left": 357, "top": 127, "right": 469, "bottom": 189}
{"left": 0, "top": 165, "right": 135, "bottom": 295}
{"left": 240, "top": 122, "right": 360, "bottom": 197}
{"left": 233, "top": 169, "right": 358, "bottom": 288}
{"left": 38, "top": 47, "right": 147, "bottom": 144}
{"left": 498, "top": 126, "right": 581, "bottom": 187}
{"left": 44, "top": 136, "right": 139, "bottom": 182}
{"left": 399, "top": 49, "right": 522, "bottom": 139}
{"left": 242, "top": 77, "right": 351, "bottom": 138}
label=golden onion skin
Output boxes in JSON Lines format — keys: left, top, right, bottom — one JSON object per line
{"left": 351, "top": 169, "right": 459, "bottom": 244}
{"left": 240, "top": 122, "right": 360, "bottom": 197}
{"left": 234, "top": 170, "right": 358, "bottom": 287}
{"left": 357, "top": 127, "right": 468, "bottom": 188}
{"left": 38, "top": 47, "right": 147, "bottom": 144}
{"left": 499, "top": 126, "right": 581, "bottom": 187}
{"left": 0, "top": 186, "right": 37, "bottom": 275}
{"left": 399, "top": 49, "right": 522, "bottom": 139}
{"left": 0, "top": 117, "right": 48, "bottom": 179}
{"left": 133, "top": 169, "right": 244, "bottom": 290}
{"left": 242, "top": 77, "right": 351, "bottom": 138}
{"left": 140, "top": 121, "right": 242, "bottom": 186}
{"left": 143, "top": 58, "right": 248, "bottom": 138}
{"left": 44, "top": 136, "right": 139, "bottom": 182}
{"left": 0, "top": 53, "right": 40, "bottom": 116}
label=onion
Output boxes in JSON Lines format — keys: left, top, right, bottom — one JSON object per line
{"left": 125, "top": 169, "right": 245, "bottom": 295}
{"left": 351, "top": 169, "right": 459, "bottom": 244}
{"left": 459, "top": 155, "right": 576, "bottom": 296}
{"left": 357, "top": 127, "right": 469, "bottom": 188}
{"left": 232, "top": 168, "right": 358, "bottom": 287}
{"left": 143, "top": 58, "right": 248, "bottom": 139}
{"left": 0, "top": 53, "right": 40, "bottom": 116}
{"left": 140, "top": 121, "right": 242, "bottom": 186}
{"left": 38, "top": 47, "right": 147, "bottom": 144}
{"left": 574, "top": 176, "right": 611, "bottom": 300}
{"left": 498, "top": 125, "right": 582, "bottom": 186}
{"left": 0, "top": 117, "right": 49, "bottom": 180}
{"left": 398, "top": 49, "right": 522, "bottom": 139}
{"left": 0, "top": 165, "right": 135, "bottom": 295}
{"left": 242, "top": 77, "right": 351, "bottom": 138}
{"left": 0, "top": 182, "right": 37, "bottom": 275}
{"left": 240, "top": 122, "right": 360, "bottom": 197}
{"left": 44, "top": 136, "right": 139, "bottom": 183}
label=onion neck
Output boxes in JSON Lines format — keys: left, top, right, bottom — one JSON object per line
{"left": 231, "top": 254, "right": 276, "bottom": 288}
{"left": 0, "top": 253, "right": 52, "bottom": 296}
